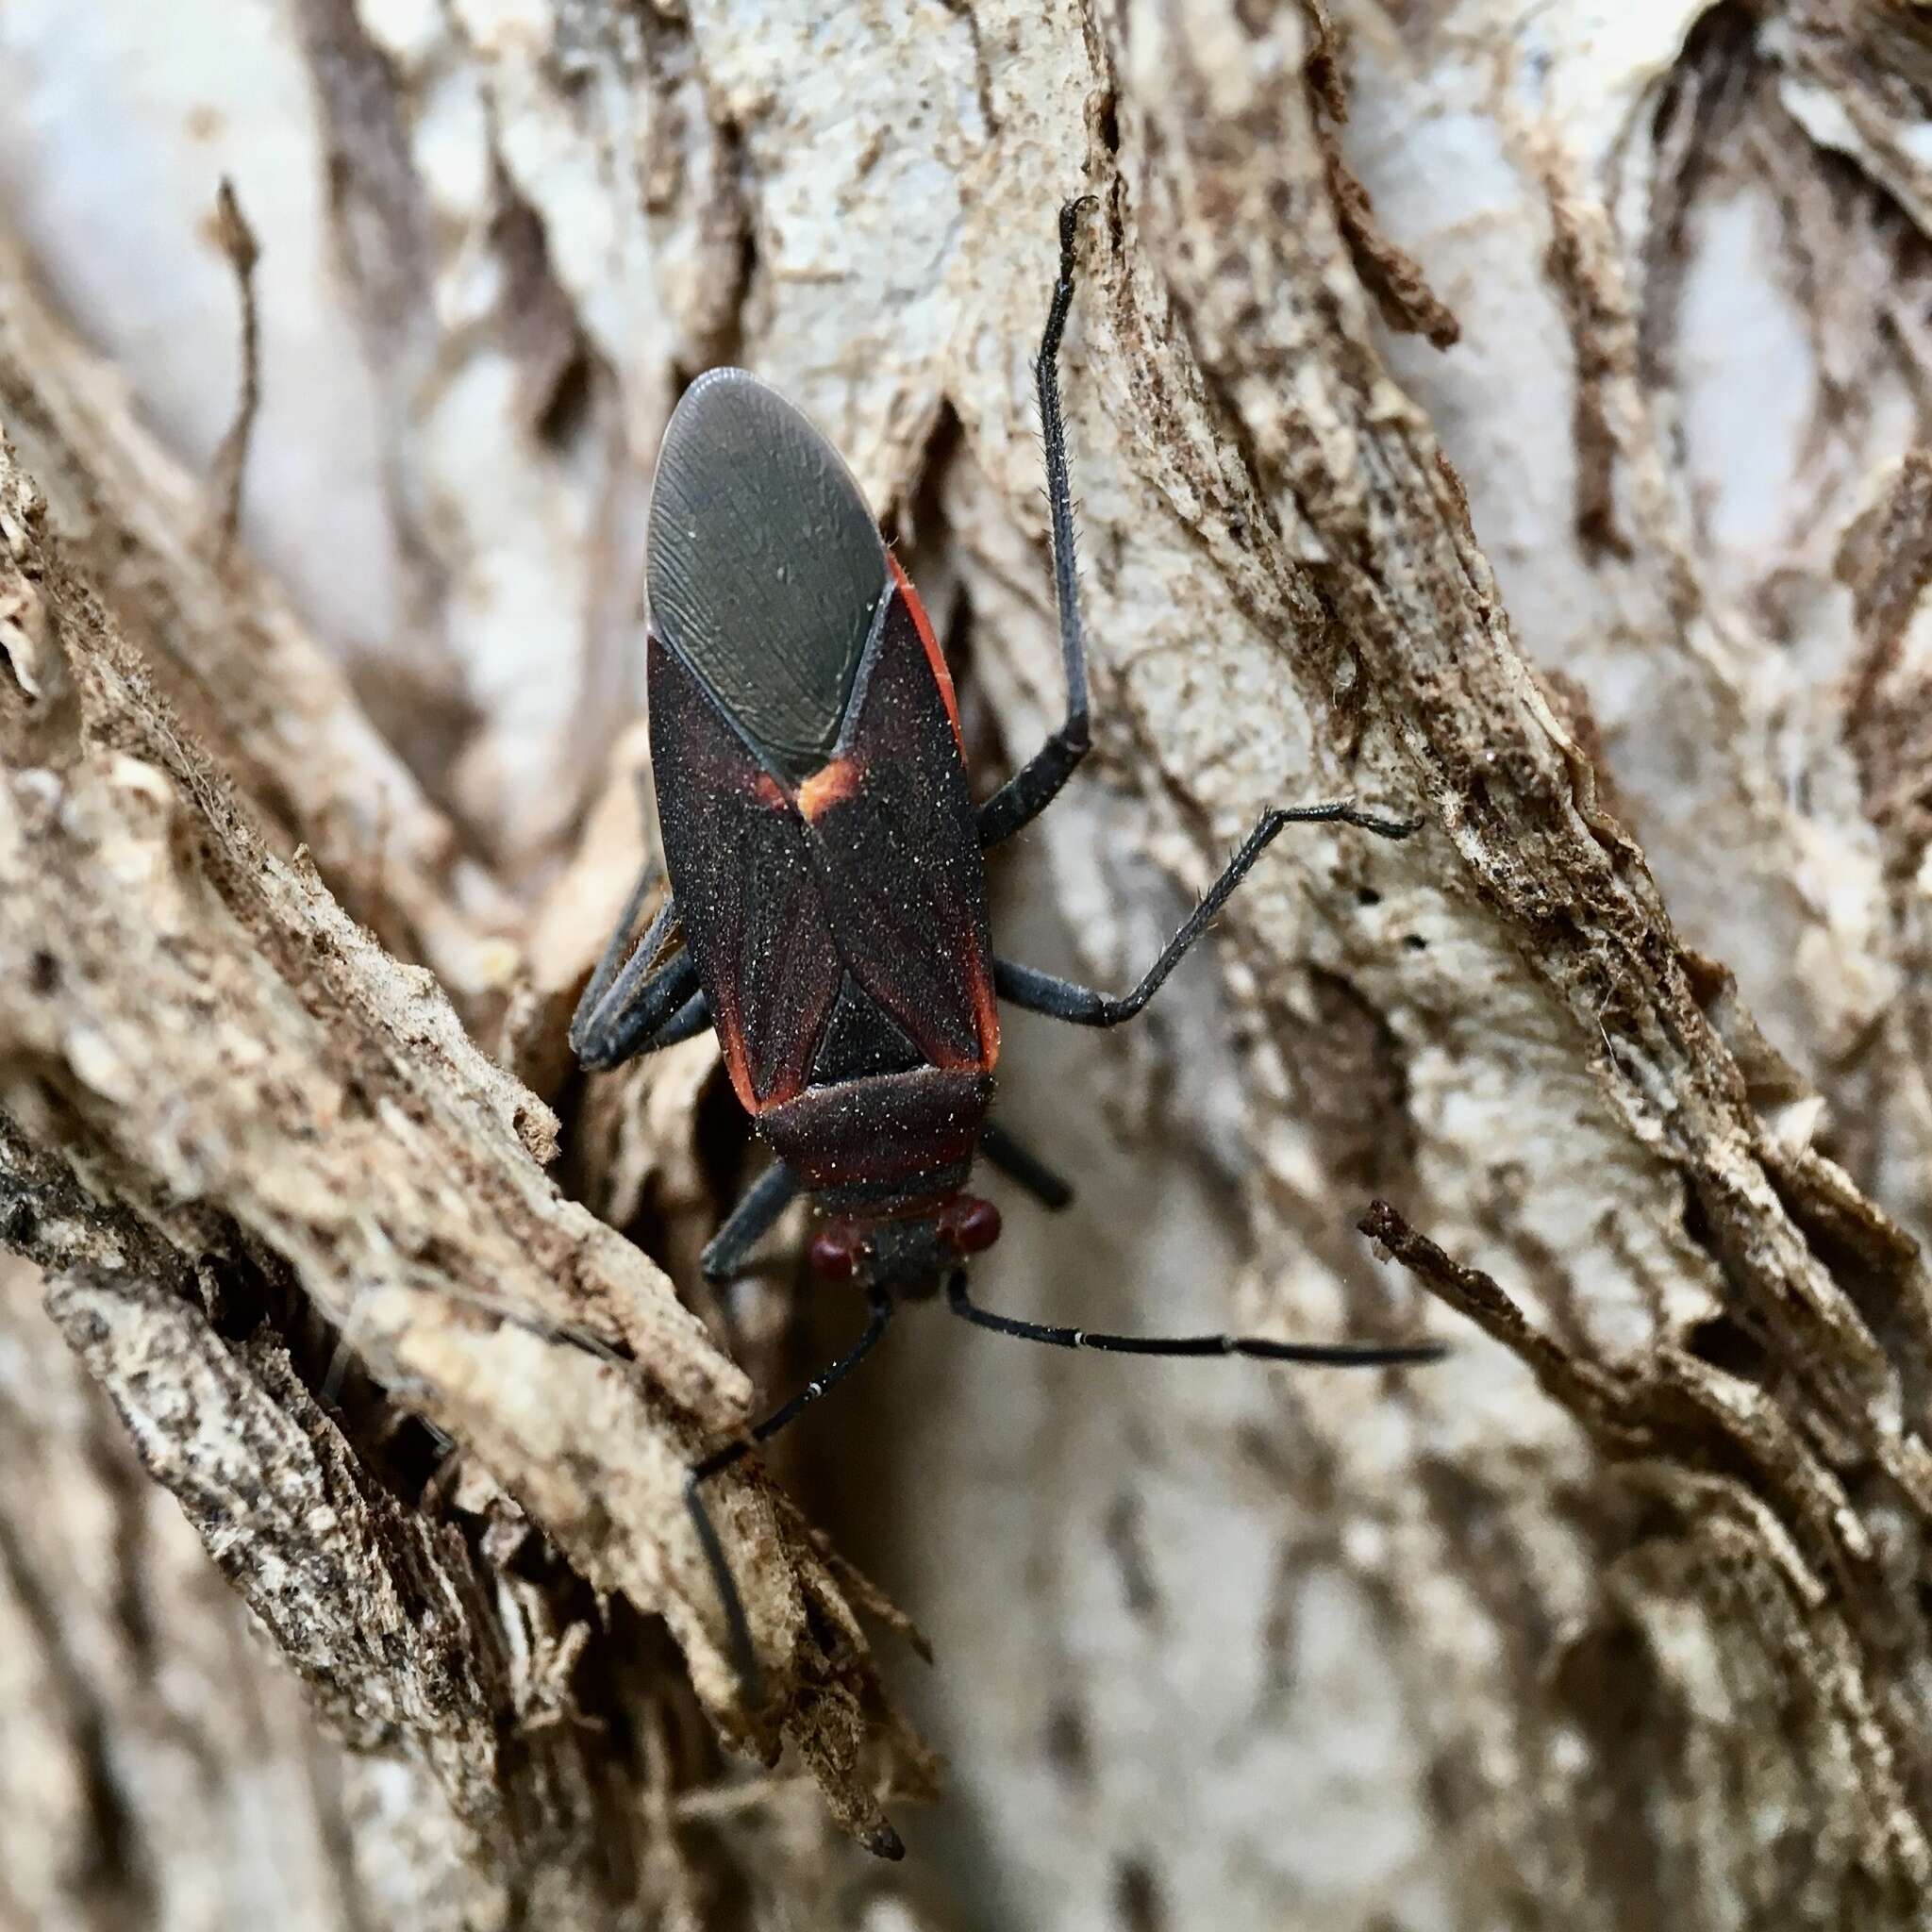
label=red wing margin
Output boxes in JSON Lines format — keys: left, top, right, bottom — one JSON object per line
{"left": 647, "top": 630, "right": 843, "bottom": 1112}
{"left": 801, "top": 587, "right": 999, "bottom": 1075}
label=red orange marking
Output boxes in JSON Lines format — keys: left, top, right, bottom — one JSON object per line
{"left": 970, "top": 955, "right": 1002, "bottom": 1071}
{"left": 797, "top": 756, "right": 862, "bottom": 821}
{"left": 714, "top": 996, "right": 758, "bottom": 1112}
{"left": 889, "top": 553, "right": 964, "bottom": 755}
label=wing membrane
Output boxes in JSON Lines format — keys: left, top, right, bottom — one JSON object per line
{"left": 647, "top": 370, "right": 887, "bottom": 782}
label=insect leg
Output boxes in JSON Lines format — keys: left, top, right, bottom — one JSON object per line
{"left": 574, "top": 947, "right": 700, "bottom": 1071}
{"left": 978, "top": 1119, "right": 1075, "bottom": 1210}
{"left": 647, "top": 990, "right": 713, "bottom": 1048}
{"left": 945, "top": 1273, "right": 1443, "bottom": 1367}
{"left": 993, "top": 802, "right": 1423, "bottom": 1027}
{"left": 977, "top": 198, "right": 1096, "bottom": 850}
{"left": 700, "top": 1160, "right": 803, "bottom": 1285}
{"left": 570, "top": 858, "right": 700, "bottom": 1071}
{"left": 686, "top": 1283, "right": 897, "bottom": 1700}
{"left": 571, "top": 853, "right": 673, "bottom": 1043}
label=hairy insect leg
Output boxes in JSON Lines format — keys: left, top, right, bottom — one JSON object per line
{"left": 572, "top": 881, "right": 700, "bottom": 1071}
{"left": 700, "top": 1160, "right": 803, "bottom": 1285}
{"left": 945, "top": 1272, "right": 1443, "bottom": 1366}
{"left": 978, "top": 1119, "right": 1075, "bottom": 1210}
{"left": 646, "top": 989, "right": 712, "bottom": 1048}
{"left": 571, "top": 852, "right": 669, "bottom": 1042}
{"left": 978, "top": 197, "right": 1096, "bottom": 850}
{"left": 686, "top": 1284, "right": 898, "bottom": 1704}
{"left": 994, "top": 801, "right": 1423, "bottom": 1027}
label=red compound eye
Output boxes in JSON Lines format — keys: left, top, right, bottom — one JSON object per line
{"left": 808, "top": 1225, "right": 861, "bottom": 1281}
{"left": 940, "top": 1196, "right": 1002, "bottom": 1256}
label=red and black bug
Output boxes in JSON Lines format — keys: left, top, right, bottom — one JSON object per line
{"left": 571, "top": 199, "right": 1441, "bottom": 1732}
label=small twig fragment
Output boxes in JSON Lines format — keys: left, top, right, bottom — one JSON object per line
{"left": 208, "top": 176, "right": 261, "bottom": 561}
{"left": 1291, "top": 1, "right": 1459, "bottom": 349}
{"left": 1357, "top": 1199, "right": 1620, "bottom": 1420}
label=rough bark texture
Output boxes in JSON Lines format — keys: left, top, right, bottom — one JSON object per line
{"left": 4, "top": 1, "right": 1932, "bottom": 1926}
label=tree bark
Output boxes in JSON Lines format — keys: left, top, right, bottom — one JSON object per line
{"left": 4, "top": 1, "right": 1932, "bottom": 1926}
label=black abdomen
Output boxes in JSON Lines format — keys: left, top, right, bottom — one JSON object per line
{"left": 759, "top": 1067, "right": 992, "bottom": 1216}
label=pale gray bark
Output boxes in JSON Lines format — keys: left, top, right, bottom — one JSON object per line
{"left": 4, "top": 2, "right": 1932, "bottom": 1927}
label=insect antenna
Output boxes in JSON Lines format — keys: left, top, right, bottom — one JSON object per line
{"left": 944, "top": 1272, "right": 1445, "bottom": 1365}
{"left": 686, "top": 1283, "right": 898, "bottom": 1705}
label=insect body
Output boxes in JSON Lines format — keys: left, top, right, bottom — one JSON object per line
{"left": 646, "top": 365, "right": 1001, "bottom": 1252}
{"left": 571, "top": 201, "right": 1441, "bottom": 1751}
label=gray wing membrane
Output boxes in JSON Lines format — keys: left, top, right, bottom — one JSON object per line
{"left": 647, "top": 369, "right": 887, "bottom": 781}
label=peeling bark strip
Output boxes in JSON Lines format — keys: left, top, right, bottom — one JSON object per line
{"left": 1360, "top": 1199, "right": 1932, "bottom": 1913}
{"left": 0, "top": 425, "right": 924, "bottom": 1861}
{"left": 1292, "top": 0, "right": 1460, "bottom": 351}
{"left": 1839, "top": 448, "right": 1932, "bottom": 856}
{"left": 0, "top": 221, "right": 501, "bottom": 991}
{"left": 1095, "top": 3, "right": 1932, "bottom": 1923}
